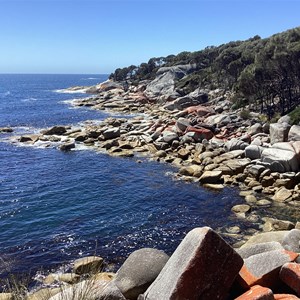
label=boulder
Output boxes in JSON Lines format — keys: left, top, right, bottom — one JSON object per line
{"left": 169, "top": 93, "right": 208, "bottom": 110}
{"left": 272, "top": 187, "right": 293, "bottom": 202}
{"left": 145, "top": 64, "right": 196, "bottom": 102}
{"left": 103, "top": 128, "right": 121, "bottom": 140}
{"left": 237, "top": 242, "right": 284, "bottom": 259}
{"left": 114, "top": 248, "right": 169, "bottom": 300}
{"left": 42, "top": 126, "right": 67, "bottom": 135}
{"left": 288, "top": 125, "right": 300, "bottom": 142}
{"left": 282, "top": 229, "right": 300, "bottom": 253}
{"left": 140, "top": 227, "right": 243, "bottom": 300}
{"left": 0, "top": 127, "right": 13, "bottom": 133}
{"left": 231, "top": 204, "right": 251, "bottom": 214}
{"left": 225, "top": 138, "right": 249, "bottom": 151}
{"left": 269, "top": 123, "right": 291, "bottom": 145}
{"left": 175, "top": 117, "right": 191, "bottom": 132}
{"left": 199, "top": 170, "right": 223, "bottom": 184}
{"left": 235, "top": 285, "right": 274, "bottom": 300}
{"left": 248, "top": 123, "right": 263, "bottom": 136}
{"left": 245, "top": 145, "right": 263, "bottom": 160}
{"left": 205, "top": 114, "right": 232, "bottom": 127}
{"left": 73, "top": 256, "right": 103, "bottom": 275}
{"left": 59, "top": 141, "right": 75, "bottom": 151}
{"left": 44, "top": 273, "right": 80, "bottom": 284}
{"left": 162, "top": 131, "right": 178, "bottom": 144}
{"left": 185, "top": 126, "right": 214, "bottom": 141}
{"left": 238, "top": 249, "right": 298, "bottom": 288}
{"left": 278, "top": 115, "right": 291, "bottom": 124}
{"left": 27, "top": 288, "right": 61, "bottom": 300}
{"left": 263, "top": 218, "right": 295, "bottom": 232}
{"left": 241, "top": 231, "right": 289, "bottom": 248}
{"left": 261, "top": 146, "right": 299, "bottom": 173}
{"left": 280, "top": 263, "right": 300, "bottom": 296}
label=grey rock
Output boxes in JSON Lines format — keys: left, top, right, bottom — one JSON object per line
{"left": 199, "top": 170, "right": 223, "bottom": 184}
{"left": 225, "top": 138, "right": 249, "bottom": 151}
{"left": 248, "top": 123, "right": 262, "bottom": 136}
{"left": 73, "top": 256, "right": 103, "bottom": 275}
{"left": 42, "top": 126, "right": 67, "bottom": 135}
{"left": 239, "top": 249, "right": 298, "bottom": 288}
{"left": 245, "top": 145, "right": 263, "bottom": 160}
{"left": 114, "top": 248, "right": 169, "bottom": 300}
{"left": 103, "top": 128, "right": 121, "bottom": 140}
{"left": 242, "top": 231, "right": 288, "bottom": 248}
{"left": 262, "top": 145, "right": 299, "bottom": 172}
{"left": 288, "top": 125, "right": 300, "bottom": 142}
{"left": 141, "top": 227, "right": 243, "bottom": 300}
{"left": 175, "top": 117, "right": 191, "bottom": 132}
{"left": 237, "top": 242, "right": 284, "bottom": 259}
{"left": 282, "top": 229, "right": 300, "bottom": 253}
{"left": 59, "top": 141, "right": 75, "bottom": 151}
{"left": 162, "top": 131, "right": 178, "bottom": 144}
{"left": 269, "top": 123, "right": 291, "bottom": 144}
{"left": 277, "top": 115, "right": 291, "bottom": 124}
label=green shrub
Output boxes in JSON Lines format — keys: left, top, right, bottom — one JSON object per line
{"left": 289, "top": 107, "right": 300, "bottom": 125}
{"left": 239, "top": 109, "right": 251, "bottom": 120}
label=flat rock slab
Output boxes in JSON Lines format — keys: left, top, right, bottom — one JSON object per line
{"left": 140, "top": 227, "right": 243, "bottom": 300}
{"left": 238, "top": 249, "right": 298, "bottom": 288}
{"left": 274, "top": 294, "right": 300, "bottom": 299}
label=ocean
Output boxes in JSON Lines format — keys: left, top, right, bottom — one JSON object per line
{"left": 0, "top": 74, "right": 260, "bottom": 278}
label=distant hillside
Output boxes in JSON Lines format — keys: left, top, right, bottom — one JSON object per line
{"left": 110, "top": 27, "right": 300, "bottom": 117}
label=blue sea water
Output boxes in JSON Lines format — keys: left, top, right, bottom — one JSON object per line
{"left": 0, "top": 74, "right": 254, "bottom": 277}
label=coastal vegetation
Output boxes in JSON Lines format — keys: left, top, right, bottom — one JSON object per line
{"left": 110, "top": 27, "right": 300, "bottom": 119}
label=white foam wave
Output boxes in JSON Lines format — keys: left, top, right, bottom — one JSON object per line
{"left": 81, "top": 77, "right": 100, "bottom": 80}
{"left": 0, "top": 91, "right": 11, "bottom": 98}
{"left": 54, "top": 88, "right": 88, "bottom": 94}
{"left": 21, "top": 97, "right": 37, "bottom": 102}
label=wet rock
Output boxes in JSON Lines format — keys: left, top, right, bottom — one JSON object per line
{"left": 19, "top": 134, "right": 40, "bottom": 143}
{"left": 232, "top": 204, "right": 251, "bottom": 214}
{"left": 270, "top": 123, "right": 291, "bottom": 145}
{"left": 199, "top": 170, "right": 223, "bottom": 184}
{"left": 263, "top": 218, "right": 295, "bottom": 232}
{"left": 73, "top": 256, "right": 103, "bottom": 275}
{"left": 140, "top": 227, "right": 243, "bottom": 300}
{"left": 0, "top": 127, "right": 13, "bottom": 133}
{"left": 59, "top": 141, "right": 75, "bottom": 151}
{"left": 103, "top": 128, "right": 121, "bottom": 140}
{"left": 272, "top": 187, "right": 293, "bottom": 202}
{"left": 203, "top": 183, "right": 224, "bottom": 190}
{"left": 42, "top": 126, "right": 67, "bottom": 135}
{"left": 114, "top": 248, "right": 169, "bottom": 300}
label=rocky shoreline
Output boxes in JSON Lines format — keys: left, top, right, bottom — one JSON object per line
{"left": 2, "top": 72, "right": 300, "bottom": 299}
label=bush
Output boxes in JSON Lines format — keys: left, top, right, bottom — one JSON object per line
{"left": 239, "top": 109, "right": 251, "bottom": 120}
{"left": 289, "top": 107, "right": 300, "bottom": 125}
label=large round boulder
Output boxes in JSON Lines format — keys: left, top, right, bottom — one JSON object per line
{"left": 114, "top": 248, "right": 169, "bottom": 300}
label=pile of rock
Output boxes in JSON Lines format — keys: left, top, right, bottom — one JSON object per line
{"left": 2, "top": 227, "right": 300, "bottom": 299}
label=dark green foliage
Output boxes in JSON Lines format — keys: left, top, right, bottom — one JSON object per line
{"left": 110, "top": 27, "right": 300, "bottom": 115}
{"left": 289, "top": 107, "right": 300, "bottom": 125}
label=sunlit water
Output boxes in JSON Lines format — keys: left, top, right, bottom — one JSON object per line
{"left": 0, "top": 74, "right": 291, "bottom": 278}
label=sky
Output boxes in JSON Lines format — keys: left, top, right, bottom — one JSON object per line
{"left": 0, "top": 0, "right": 300, "bottom": 74}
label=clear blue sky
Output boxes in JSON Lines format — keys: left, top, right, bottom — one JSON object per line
{"left": 0, "top": 0, "right": 299, "bottom": 74}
